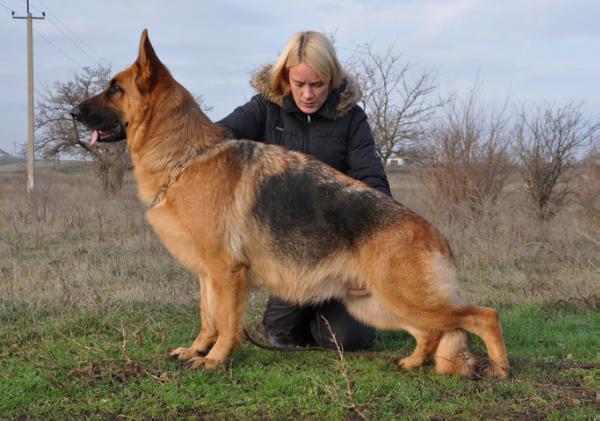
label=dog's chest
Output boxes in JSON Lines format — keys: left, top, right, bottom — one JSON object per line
{"left": 146, "top": 207, "right": 205, "bottom": 275}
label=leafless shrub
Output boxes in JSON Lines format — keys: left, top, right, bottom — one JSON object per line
{"left": 93, "top": 142, "right": 130, "bottom": 195}
{"left": 35, "top": 64, "right": 131, "bottom": 195}
{"left": 513, "top": 101, "right": 599, "bottom": 221}
{"left": 424, "top": 83, "right": 513, "bottom": 217}
{"left": 389, "top": 170, "right": 599, "bottom": 306}
{"left": 348, "top": 43, "right": 446, "bottom": 165}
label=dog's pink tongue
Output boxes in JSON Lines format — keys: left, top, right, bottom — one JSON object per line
{"left": 91, "top": 130, "right": 98, "bottom": 146}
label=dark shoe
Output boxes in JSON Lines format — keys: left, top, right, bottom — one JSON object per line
{"left": 262, "top": 296, "right": 313, "bottom": 347}
{"left": 310, "top": 300, "right": 376, "bottom": 351}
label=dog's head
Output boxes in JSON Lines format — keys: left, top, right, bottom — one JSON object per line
{"left": 71, "top": 29, "right": 169, "bottom": 146}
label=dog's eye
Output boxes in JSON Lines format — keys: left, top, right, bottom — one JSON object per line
{"left": 107, "top": 81, "right": 123, "bottom": 97}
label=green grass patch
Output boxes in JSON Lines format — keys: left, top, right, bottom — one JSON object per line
{"left": 0, "top": 302, "right": 597, "bottom": 419}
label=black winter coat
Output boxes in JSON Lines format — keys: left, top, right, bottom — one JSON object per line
{"left": 217, "top": 65, "right": 392, "bottom": 197}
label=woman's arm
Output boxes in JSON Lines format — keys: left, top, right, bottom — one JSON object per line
{"left": 216, "top": 94, "right": 267, "bottom": 141}
{"left": 346, "top": 107, "right": 393, "bottom": 197}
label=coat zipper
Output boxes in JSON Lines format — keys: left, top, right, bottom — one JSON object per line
{"left": 305, "top": 114, "right": 311, "bottom": 153}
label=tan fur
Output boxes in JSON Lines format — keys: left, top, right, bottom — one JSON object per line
{"left": 76, "top": 30, "right": 509, "bottom": 379}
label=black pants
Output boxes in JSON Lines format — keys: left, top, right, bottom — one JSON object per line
{"left": 262, "top": 296, "right": 375, "bottom": 351}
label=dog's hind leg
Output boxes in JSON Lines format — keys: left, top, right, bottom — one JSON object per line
{"left": 344, "top": 293, "right": 506, "bottom": 378}
{"left": 398, "top": 329, "right": 442, "bottom": 370}
{"left": 395, "top": 304, "right": 508, "bottom": 378}
{"left": 453, "top": 305, "right": 509, "bottom": 378}
{"left": 170, "top": 275, "right": 218, "bottom": 361}
{"left": 187, "top": 265, "right": 248, "bottom": 369}
{"left": 434, "top": 329, "right": 479, "bottom": 378}
{"left": 344, "top": 295, "right": 441, "bottom": 371}
{"left": 384, "top": 302, "right": 508, "bottom": 378}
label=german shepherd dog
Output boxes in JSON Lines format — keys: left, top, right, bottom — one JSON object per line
{"left": 72, "top": 30, "right": 509, "bottom": 379}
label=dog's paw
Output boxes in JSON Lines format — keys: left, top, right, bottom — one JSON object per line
{"left": 169, "top": 347, "right": 202, "bottom": 361}
{"left": 482, "top": 364, "right": 509, "bottom": 379}
{"left": 186, "top": 356, "right": 225, "bottom": 370}
{"left": 434, "top": 351, "right": 480, "bottom": 379}
{"left": 398, "top": 356, "right": 424, "bottom": 370}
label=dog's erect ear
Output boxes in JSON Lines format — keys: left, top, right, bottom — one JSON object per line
{"left": 135, "top": 29, "right": 165, "bottom": 94}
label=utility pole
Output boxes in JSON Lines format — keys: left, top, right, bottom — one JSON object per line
{"left": 12, "top": 1, "right": 45, "bottom": 194}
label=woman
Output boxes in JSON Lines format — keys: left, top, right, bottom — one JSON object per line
{"left": 218, "top": 31, "right": 392, "bottom": 351}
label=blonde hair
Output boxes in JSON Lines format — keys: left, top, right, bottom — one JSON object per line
{"left": 270, "top": 31, "right": 343, "bottom": 95}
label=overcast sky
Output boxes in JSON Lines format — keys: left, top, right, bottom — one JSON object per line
{"left": 0, "top": 0, "right": 598, "bottom": 155}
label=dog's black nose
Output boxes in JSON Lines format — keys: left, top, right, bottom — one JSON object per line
{"left": 70, "top": 105, "right": 82, "bottom": 120}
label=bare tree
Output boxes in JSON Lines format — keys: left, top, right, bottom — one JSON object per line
{"left": 425, "top": 84, "right": 513, "bottom": 214}
{"left": 35, "top": 64, "right": 130, "bottom": 194}
{"left": 348, "top": 43, "right": 445, "bottom": 165}
{"left": 514, "top": 101, "right": 599, "bottom": 221}
{"left": 193, "top": 94, "right": 213, "bottom": 114}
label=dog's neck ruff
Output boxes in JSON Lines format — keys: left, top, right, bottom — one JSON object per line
{"left": 147, "top": 140, "right": 231, "bottom": 209}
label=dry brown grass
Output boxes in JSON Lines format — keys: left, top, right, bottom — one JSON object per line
{"left": 0, "top": 164, "right": 196, "bottom": 308}
{"left": 389, "top": 170, "right": 598, "bottom": 306}
{"left": 1, "top": 163, "right": 598, "bottom": 311}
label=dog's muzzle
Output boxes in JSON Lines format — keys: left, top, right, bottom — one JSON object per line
{"left": 71, "top": 104, "right": 126, "bottom": 145}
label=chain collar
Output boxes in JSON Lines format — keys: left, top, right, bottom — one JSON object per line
{"left": 147, "top": 141, "right": 231, "bottom": 209}
{"left": 148, "top": 160, "right": 190, "bottom": 208}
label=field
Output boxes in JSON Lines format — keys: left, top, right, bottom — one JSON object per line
{"left": 0, "top": 163, "right": 598, "bottom": 419}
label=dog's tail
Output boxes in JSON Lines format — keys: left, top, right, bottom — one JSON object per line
{"left": 433, "top": 329, "right": 479, "bottom": 378}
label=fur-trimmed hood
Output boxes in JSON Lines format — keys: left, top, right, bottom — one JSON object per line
{"left": 250, "top": 64, "right": 362, "bottom": 120}
{"left": 218, "top": 64, "right": 391, "bottom": 196}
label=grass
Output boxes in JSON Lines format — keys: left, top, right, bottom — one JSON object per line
{"left": 1, "top": 302, "right": 597, "bottom": 419}
{"left": 1, "top": 164, "right": 598, "bottom": 419}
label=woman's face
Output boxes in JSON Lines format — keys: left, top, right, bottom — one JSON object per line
{"left": 288, "top": 62, "right": 330, "bottom": 115}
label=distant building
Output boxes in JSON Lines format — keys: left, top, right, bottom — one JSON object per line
{"left": 385, "top": 153, "right": 425, "bottom": 171}
{"left": 387, "top": 153, "right": 405, "bottom": 167}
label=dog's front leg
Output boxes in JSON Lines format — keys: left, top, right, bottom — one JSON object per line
{"left": 170, "top": 275, "right": 218, "bottom": 361}
{"left": 187, "top": 265, "right": 247, "bottom": 369}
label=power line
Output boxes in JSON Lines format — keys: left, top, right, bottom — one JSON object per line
{"left": 39, "top": 0, "right": 105, "bottom": 62}
{"left": 0, "top": 1, "right": 12, "bottom": 12}
{"left": 45, "top": 16, "right": 99, "bottom": 64}
{"left": 20, "top": 1, "right": 101, "bottom": 66}
{"left": 31, "top": 0, "right": 105, "bottom": 64}
{"left": 33, "top": 26, "right": 85, "bottom": 68}
{"left": 7, "top": 3, "right": 86, "bottom": 74}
